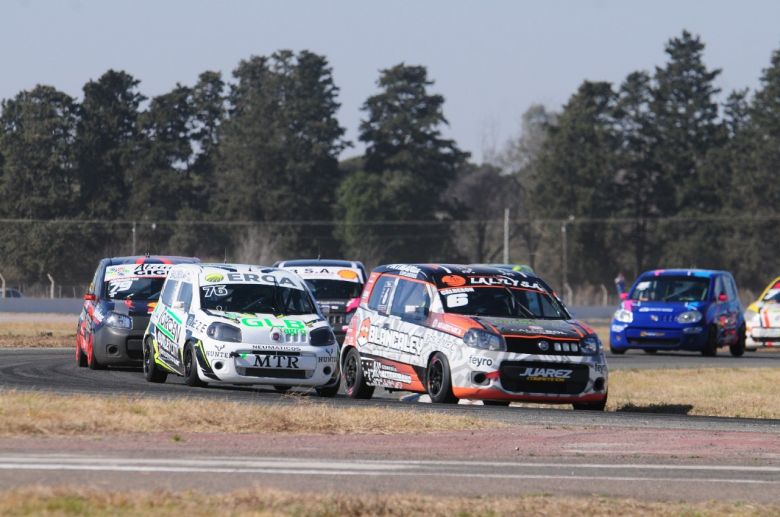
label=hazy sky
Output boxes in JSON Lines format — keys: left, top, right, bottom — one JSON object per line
{"left": 3, "top": 0, "right": 780, "bottom": 162}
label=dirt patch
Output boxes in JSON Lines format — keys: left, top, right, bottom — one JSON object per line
{"left": 0, "top": 486, "right": 776, "bottom": 516}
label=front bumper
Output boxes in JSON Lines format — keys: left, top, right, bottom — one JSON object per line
{"left": 196, "top": 339, "right": 339, "bottom": 387}
{"left": 93, "top": 316, "right": 149, "bottom": 365}
{"left": 609, "top": 323, "right": 707, "bottom": 351}
{"left": 746, "top": 327, "right": 780, "bottom": 348}
{"left": 451, "top": 351, "right": 608, "bottom": 404}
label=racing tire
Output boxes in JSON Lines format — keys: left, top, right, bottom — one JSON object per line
{"left": 183, "top": 343, "right": 206, "bottom": 387}
{"left": 609, "top": 346, "right": 626, "bottom": 355}
{"left": 143, "top": 337, "right": 167, "bottom": 384}
{"left": 87, "top": 337, "right": 105, "bottom": 371}
{"left": 76, "top": 343, "right": 88, "bottom": 368}
{"left": 426, "top": 352, "right": 458, "bottom": 404}
{"left": 701, "top": 325, "right": 718, "bottom": 357}
{"left": 314, "top": 376, "right": 341, "bottom": 398}
{"left": 573, "top": 394, "right": 607, "bottom": 411}
{"left": 730, "top": 325, "right": 746, "bottom": 357}
{"left": 643, "top": 349, "right": 657, "bottom": 354}
{"left": 273, "top": 385, "right": 292, "bottom": 393}
{"left": 483, "top": 400, "right": 511, "bottom": 406}
{"left": 343, "top": 347, "right": 374, "bottom": 399}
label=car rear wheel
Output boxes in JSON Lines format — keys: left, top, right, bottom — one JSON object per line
{"left": 426, "top": 352, "right": 458, "bottom": 404}
{"left": 483, "top": 400, "right": 510, "bottom": 406}
{"left": 183, "top": 343, "right": 206, "bottom": 387}
{"left": 730, "top": 325, "right": 746, "bottom": 357}
{"left": 273, "top": 385, "right": 292, "bottom": 393}
{"left": 609, "top": 346, "right": 626, "bottom": 355}
{"left": 643, "top": 349, "right": 657, "bottom": 354}
{"left": 143, "top": 337, "right": 167, "bottom": 383}
{"left": 701, "top": 325, "right": 718, "bottom": 356}
{"left": 343, "top": 347, "right": 374, "bottom": 399}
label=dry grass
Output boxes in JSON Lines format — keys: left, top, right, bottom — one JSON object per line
{"left": 0, "top": 390, "right": 493, "bottom": 436}
{"left": 607, "top": 368, "right": 780, "bottom": 419}
{"left": 0, "top": 487, "right": 776, "bottom": 516}
{"left": 0, "top": 314, "right": 75, "bottom": 348}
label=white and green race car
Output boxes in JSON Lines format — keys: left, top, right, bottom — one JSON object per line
{"left": 142, "top": 263, "right": 340, "bottom": 396}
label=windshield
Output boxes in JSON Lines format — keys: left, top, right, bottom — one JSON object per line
{"left": 200, "top": 284, "right": 316, "bottom": 315}
{"left": 305, "top": 279, "right": 362, "bottom": 300}
{"left": 441, "top": 287, "right": 567, "bottom": 319}
{"left": 104, "top": 278, "right": 166, "bottom": 301}
{"left": 630, "top": 277, "right": 710, "bottom": 302}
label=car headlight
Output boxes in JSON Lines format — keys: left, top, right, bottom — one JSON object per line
{"left": 463, "top": 329, "right": 506, "bottom": 351}
{"left": 104, "top": 312, "right": 132, "bottom": 330}
{"left": 580, "top": 335, "right": 601, "bottom": 355}
{"left": 613, "top": 309, "right": 633, "bottom": 323}
{"left": 206, "top": 322, "right": 242, "bottom": 343}
{"left": 676, "top": 310, "right": 702, "bottom": 324}
{"left": 310, "top": 327, "right": 336, "bottom": 347}
{"left": 744, "top": 308, "right": 759, "bottom": 325}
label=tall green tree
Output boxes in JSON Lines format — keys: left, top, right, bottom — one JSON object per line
{"left": 0, "top": 85, "right": 86, "bottom": 281}
{"left": 534, "top": 81, "right": 619, "bottom": 286}
{"left": 216, "top": 50, "right": 346, "bottom": 259}
{"left": 338, "top": 64, "right": 468, "bottom": 263}
{"left": 76, "top": 70, "right": 145, "bottom": 219}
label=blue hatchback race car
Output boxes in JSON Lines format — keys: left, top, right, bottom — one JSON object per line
{"left": 609, "top": 269, "right": 746, "bottom": 357}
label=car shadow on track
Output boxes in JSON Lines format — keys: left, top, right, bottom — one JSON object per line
{"left": 615, "top": 403, "right": 693, "bottom": 415}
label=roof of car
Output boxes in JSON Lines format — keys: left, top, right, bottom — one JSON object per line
{"left": 106, "top": 256, "right": 199, "bottom": 266}
{"left": 372, "top": 263, "right": 551, "bottom": 288}
{"left": 275, "top": 259, "right": 364, "bottom": 268}
{"left": 638, "top": 269, "right": 728, "bottom": 278}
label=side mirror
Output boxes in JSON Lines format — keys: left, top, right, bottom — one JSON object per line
{"left": 718, "top": 293, "right": 728, "bottom": 302}
{"left": 620, "top": 292, "right": 628, "bottom": 301}
{"left": 83, "top": 293, "right": 96, "bottom": 301}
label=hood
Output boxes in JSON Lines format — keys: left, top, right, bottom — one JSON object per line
{"left": 106, "top": 299, "right": 157, "bottom": 317}
{"left": 202, "top": 310, "right": 327, "bottom": 344}
{"left": 473, "top": 316, "right": 588, "bottom": 339}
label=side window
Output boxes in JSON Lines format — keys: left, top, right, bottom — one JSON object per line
{"left": 160, "top": 280, "right": 179, "bottom": 307}
{"left": 176, "top": 282, "right": 193, "bottom": 312}
{"left": 92, "top": 264, "right": 104, "bottom": 297}
{"left": 390, "top": 279, "right": 430, "bottom": 319}
{"left": 368, "top": 275, "right": 395, "bottom": 314}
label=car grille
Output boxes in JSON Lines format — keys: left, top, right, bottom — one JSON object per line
{"left": 126, "top": 338, "right": 143, "bottom": 359}
{"left": 237, "top": 368, "right": 309, "bottom": 379}
{"left": 639, "top": 313, "right": 676, "bottom": 323}
{"left": 499, "top": 361, "right": 589, "bottom": 395}
{"left": 504, "top": 337, "right": 581, "bottom": 355}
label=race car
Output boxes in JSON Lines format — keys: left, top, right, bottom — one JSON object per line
{"left": 142, "top": 263, "right": 340, "bottom": 396}
{"left": 341, "top": 264, "right": 608, "bottom": 410}
{"left": 75, "top": 255, "right": 199, "bottom": 369}
{"left": 274, "top": 259, "right": 366, "bottom": 344}
{"left": 744, "top": 276, "right": 780, "bottom": 350}
{"left": 609, "top": 269, "right": 746, "bottom": 356}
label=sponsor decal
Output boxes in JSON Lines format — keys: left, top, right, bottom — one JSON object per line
{"left": 439, "top": 287, "right": 474, "bottom": 295}
{"left": 251, "top": 344, "right": 302, "bottom": 352}
{"left": 248, "top": 354, "right": 300, "bottom": 369}
{"left": 469, "top": 356, "right": 493, "bottom": 368}
{"left": 156, "top": 309, "right": 182, "bottom": 342}
{"left": 105, "top": 263, "right": 173, "bottom": 280}
{"left": 225, "top": 273, "right": 297, "bottom": 287}
{"left": 638, "top": 307, "right": 673, "bottom": 313}
{"left": 239, "top": 317, "right": 305, "bottom": 330}
{"left": 356, "top": 318, "right": 371, "bottom": 346}
{"left": 468, "top": 276, "right": 543, "bottom": 290}
{"left": 318, "top": 355, "right": 338, "bottom": 363}
{"left": 441, "top": 275, "right": 466, "bottom": 287}
{"left": 206, "top": 350, "right": 231, "bottom": 359}
{"left": 639, "top": 331, "right": 664, "bottom": 337}
{"left": 205, "top": 273, "right": 224, "bottom": 283}
{"left": 156, "top": 331, "right": 180, "bottom": 366}
{"left": 518, "top": 367, "right": 572, "bottom": 382}
{"left": 364, "top": 360, "right": 412, "bottom": 386}
{"left": 367, "top": 323, "right": 422, "bottom": 355}
{"left": 385, "top": 264, "right": 422, "bottom": 278}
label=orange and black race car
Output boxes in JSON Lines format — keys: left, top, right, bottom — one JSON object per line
{"left": 341, "top": 264, "right": 608, "bottom": 410}
{"left": 75, "top": 255, "right": 199, "bottom": 369}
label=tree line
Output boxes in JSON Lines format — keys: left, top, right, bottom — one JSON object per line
{"left": 1, "top": 31, "right": 779, "bottom": 292}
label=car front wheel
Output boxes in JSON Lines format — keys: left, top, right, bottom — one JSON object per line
{"left": 183, "top": 343, "right": 206, "bottom": 387}
{"left": 426, "top": 352, "right": 458, "bottom": 404}
{"left": 730, "top": 325, "right": 746, "bottom": 357}
{"left": 143, "top": 337, "right": 167, "bottom": 383}
{"left": 343, "top": 347, "right": 374, "bottom": 399}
